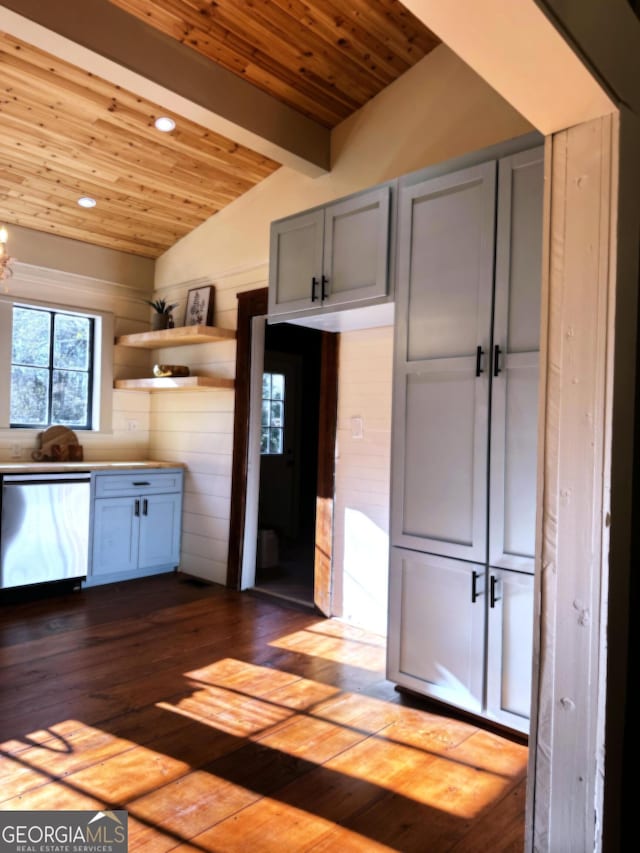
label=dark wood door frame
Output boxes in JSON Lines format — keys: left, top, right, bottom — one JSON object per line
{"left": 227, "top": 288, "right": 339, "bottom": 614}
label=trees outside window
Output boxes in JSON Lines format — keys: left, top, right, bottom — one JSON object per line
{"left": 10, "top": 306, "right": 94, "bottom": 429}
{"left": 261, "top": 372, "right": 284, "bottom": 454}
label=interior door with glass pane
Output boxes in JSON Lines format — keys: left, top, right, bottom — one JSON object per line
{"left": 258, "top": 352, "right": 302, "bottom": 539}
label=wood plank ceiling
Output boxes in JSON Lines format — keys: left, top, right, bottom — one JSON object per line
{"left": 0, "top": 1, "right": 440, "bottom": 258}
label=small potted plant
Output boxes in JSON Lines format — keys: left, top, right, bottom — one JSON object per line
{"left": 147, "top": 298, "right": 178, "bottom": 331}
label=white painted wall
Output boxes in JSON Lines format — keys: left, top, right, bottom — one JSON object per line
{"left": 333, "top": 327, "right": 394, "bottom": 635}
{"left": 152, "top": 43, "right": 533, "bottom": 597}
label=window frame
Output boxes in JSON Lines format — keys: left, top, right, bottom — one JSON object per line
{"left": 0, "top": 295, "right": 113, "bottom": 434}
{"left": 260, "top": 371, "right": 285, "bottom": 456}
{"left": 10, "top": 305, "right": 96, "bottom": 430}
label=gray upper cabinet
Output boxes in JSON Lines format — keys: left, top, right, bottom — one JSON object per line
{"left": 391, "top": 161, "right": 497, "bottom": 564}
{"left": 268, "top": 184, "right": 393, "bottom": 329}
{"left": 321, "top": 186, "right": 391, "bottom": 309}
{"left": 268, "top": 208, "right": 325, "bottom": 316}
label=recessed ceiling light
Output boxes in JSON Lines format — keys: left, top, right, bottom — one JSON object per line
{"left": 154, "top": 116, "right": 176, "bottom": 132}
{"left": 77, "top": 196, "right": 96, "bottom": 209}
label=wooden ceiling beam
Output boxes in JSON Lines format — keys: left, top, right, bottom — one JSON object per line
{"left": 0, "top": 0, "right": 330, "bottom": 176}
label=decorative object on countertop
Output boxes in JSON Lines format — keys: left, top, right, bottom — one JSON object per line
{"left": 31, "top": 425, "right": 83, "bottom": 462}
{"left": 147, "top": 298, "right": 178, "bottom": 331}
{"left": 152, "top": 364, "right": 190, "bottom": 378}
{"left": 184, "top": 285, "right": 215, "bottom": 327}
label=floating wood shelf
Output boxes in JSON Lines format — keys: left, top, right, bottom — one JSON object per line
{"left": 115, "top": 324, "right": 236, "bottom": 349}
{"left": 114, "top": 376, "right": 235, "bottom": 392}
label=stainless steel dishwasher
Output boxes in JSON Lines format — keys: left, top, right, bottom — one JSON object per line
{"left": 0, "top": 472, "right": 91, "bottom": 589}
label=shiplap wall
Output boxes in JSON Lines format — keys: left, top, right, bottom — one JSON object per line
{"left": 333, "top": 327, "right": 394, "bottom": 635}
{"left": 148, "top": 265, "right": 267, "bottom": 584}
{"left": 0, "top": 261, "right": 153, "bottom": 463}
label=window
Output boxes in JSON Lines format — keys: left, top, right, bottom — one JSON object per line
{"left": 10, "top": 305, "right": 94, "bottom": 429}
{"left": 261, "top": 372, "right": 285, "bottom": 454}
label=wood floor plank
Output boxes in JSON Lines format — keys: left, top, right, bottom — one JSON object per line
{"left": 0, "top": 574, "right": 526, "bottom": 851}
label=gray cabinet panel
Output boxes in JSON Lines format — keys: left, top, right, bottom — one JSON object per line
{"left": 398, "top": 362, "right": 488, "bottom": 561}
{"left": 399, "top": 162, "right": 496, "bottom": 362}
{"left": 387, "top": 547, "right": 485, "bottom": 714}
{"left": 499, "top": 150, "right": 544, "bottom": 354}
{"left": 323, "top": 186, "right": 390, "bottom": 307}
{"left": 391, "top": 162, "right": 495, "bottom": 563}
{"left": 138, "top": 493, "right": 182, "bottom": 569}
{"left": 486, "top": 568, "right": 534, "bottom": 732}
{"left": 490, "top": 147, "right": 543, "bottom": 573}
{"left": 268, "top": 209, "right": 324, "bottom": 314}
{"left": 92, "top": 497, "right": 138, "bottom": 576}
{"left": 502, "top": 354, "right": 539, "bottom": 563}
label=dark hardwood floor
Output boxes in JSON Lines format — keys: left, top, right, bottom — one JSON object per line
{"left": 0, "top": 574, "right": 527, "bottom": 851}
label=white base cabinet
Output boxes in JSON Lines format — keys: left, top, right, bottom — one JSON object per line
{"left": 388, "top": 550, "right": 534, "bottom": 734}
{"left": 486, "top": 568, "right": 534, "bottom": 728}
{"left": 87, "top": 469, "right": 183, "bottom": 586}
{"left": 388, "top": 548, "right": 485, "bottom": 715}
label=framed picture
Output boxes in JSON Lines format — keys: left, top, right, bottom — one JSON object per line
{"left": 184, "top": 285, "right": 215, "bottom": 326}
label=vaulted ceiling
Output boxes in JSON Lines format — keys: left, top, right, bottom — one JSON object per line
{"left": 0, "top": 0, "right": 440, "bottom": 258}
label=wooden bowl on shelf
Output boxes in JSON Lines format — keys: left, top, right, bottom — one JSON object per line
{"left": 152, "top": 364, "right": 190, "bottom": 378}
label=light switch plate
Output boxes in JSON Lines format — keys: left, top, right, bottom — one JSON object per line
{"left": 350, "top": 416, "right": 363, "bottom": 439}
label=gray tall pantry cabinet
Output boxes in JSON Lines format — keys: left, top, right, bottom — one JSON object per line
{"left": 387, "top": 145, "right": 543, "bottom": 735}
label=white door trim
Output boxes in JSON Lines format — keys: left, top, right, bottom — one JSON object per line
{"left": 240, "top": 315, "right": 266, "bottom": 591}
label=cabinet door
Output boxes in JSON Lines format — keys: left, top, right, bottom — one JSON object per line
{"left": 391, "top": 162, "right": 496, "bottom": 563}
{"left": 322, "top": 185, "right": 391, "bottom": 308}
{"left": 92, "top": 496, "right": 139, "bottom": 575}
{"left": 268, "top": 209, "right": 324, "bottom": 316}
{"left": 490, "top": 147, "right": 544, "bottom": 572}
{"left": 138, "top": 492, "right": 182, "bottom": 570}
{"left": 387, "top": 548, "right": 485, "bottom": 715}
{"left": 485, "top": 568, "right": 534, "bottom": 734}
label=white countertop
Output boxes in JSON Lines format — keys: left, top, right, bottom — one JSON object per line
{"left": 0, "top": 460, "right": 185, "bottom": 474}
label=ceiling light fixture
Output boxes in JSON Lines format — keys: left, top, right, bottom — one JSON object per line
{"left": 154, "top": 116, "right": 176, "bottom": 133}
{"left": 77, "top": 197, "right": 97, "bottom": 208}
{"left": 0, "top": 225, "right": 15, "bottom": 280}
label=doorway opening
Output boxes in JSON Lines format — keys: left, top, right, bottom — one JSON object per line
{"left": 252, "top": 322, "right": 322, "bottom": 606}
{"left": 229, "top": 288, "right": 338, "bottom": 616}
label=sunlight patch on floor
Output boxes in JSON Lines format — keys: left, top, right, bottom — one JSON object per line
{"left": 156, "top": 684, "right": 294, "bottom": 738}
{"left": 1, "top": 650, "right": 526, "bottom": 849}
{"left": 268, "top": 626, "right": 386, "bottom": 672}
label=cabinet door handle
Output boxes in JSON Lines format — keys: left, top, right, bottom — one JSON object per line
{"left": 490, "top": 575, "right": 502, "bottom": 608}
{"left": 134, "top": 499, "right": 140, "bottom": 517}
{"left": 475, "top": 346, "right": 484, "bottom": 377}
{"left": 143, "top": 498, "right": 148, "bottom": 516}
{"left": 493, "top": 344, "right": 502, "bottom": 377}
{"left": 321, "top": 275, "right": 328, "bottom": 300}
{"left": 471, "top": 570, "right": 482, "bottom": 603}
{"left": 133, "top": 481, "right": 150, "bottom": 487}
{"left": 311, "top": 276, "right": 319, "bottom": 302}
